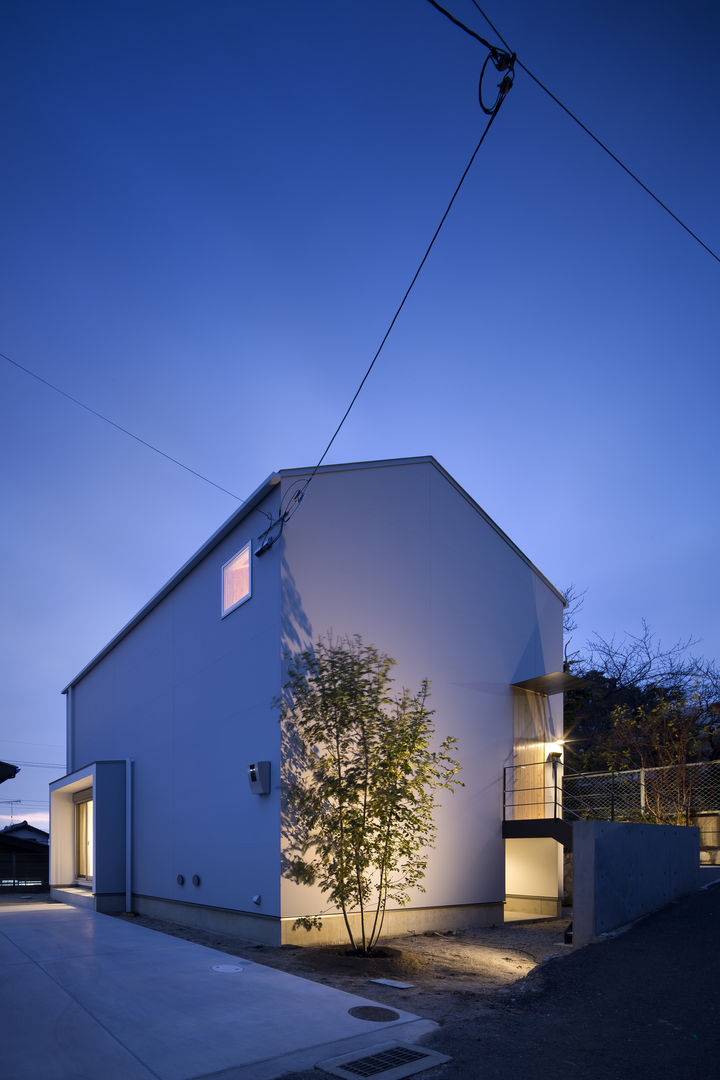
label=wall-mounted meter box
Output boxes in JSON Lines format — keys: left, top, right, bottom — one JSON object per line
{"left": 248, "top": 760, "right": 271, "bottom": 795}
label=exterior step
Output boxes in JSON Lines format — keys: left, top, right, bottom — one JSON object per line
{"left": 50, "top": 886, "right": 96, "bottom": 910}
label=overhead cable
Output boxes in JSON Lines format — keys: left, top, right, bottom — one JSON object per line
{"left": 286, "top": 50, "right": 514, "bottom": 517}
{"left": 1, "top": 351, "right": 272, "bottom": 516}
{"left": 451, "top": 1, "right": 720, "bottom": 265}
{"left": 5, "top": 760, "right": 64, "bottom": 769}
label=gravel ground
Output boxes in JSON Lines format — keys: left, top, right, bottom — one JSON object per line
{"left": 117, "top": 889, "right": 720, "bottom": 1080}
{"left": 114, "top": 910, "right": 572, "bottom": 1027}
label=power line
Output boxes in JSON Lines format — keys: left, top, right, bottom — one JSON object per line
{"left": 425, "top": 0, "right": 504, "bottom": 58}
{"left": 1, "top": 351, "right": 260, "bottom": 505}
{"left": 460, "top": 1, "right": 720, "bottom": 264}
{"left": 0, "top": 801, "right": 49, "bottom": 809}
{"left": 0, "top": 740, "right": 65, "bottom": 750}
{"left": 0, "top": 799, "right": 49, "bottom": 804}
{"left": 290, "top": 67, "right": 513, "bottom": 511}
{"left": 5, "top": 760, "right": 64, "bottom": 769}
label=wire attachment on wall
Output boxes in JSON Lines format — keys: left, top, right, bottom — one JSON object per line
{"left": 254, "top": 490, "right": 304, "bottom": 556}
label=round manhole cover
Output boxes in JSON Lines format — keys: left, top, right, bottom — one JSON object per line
{"left": 211, "top": 964, "right": 244, "bottom": 973}
{"left": 348, "top": 1005, "right": 400, "bottom": 1022}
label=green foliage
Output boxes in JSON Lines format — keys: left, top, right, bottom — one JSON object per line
{"left": 564, "top": 621, "right": 720, "bottom": 772}
{"left": 607, "top": 697, "right": 706, "bottom": 773}
{"left": 278, "top": 635, "right": 462, "bottom": 954}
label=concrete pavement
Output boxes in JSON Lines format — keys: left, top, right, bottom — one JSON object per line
{"left": 0, "top": 900, "right": 435, "bottom": 1080}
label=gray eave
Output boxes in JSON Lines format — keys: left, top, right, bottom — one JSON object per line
{"left": 0, "top": 761, "right": 20, "bottom": 784}
{"left": 513, "top": 671, "right": 587, "bottom": 696}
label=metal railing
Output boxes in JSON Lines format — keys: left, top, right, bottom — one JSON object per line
{"left": 504, "top": 758, "right": 720, "bottom": 826}
{"left": 0, "top": 852, "right": 49, "bottom": 888}
{"left": 503, "top": 759, "right": 617, "bottom": 823}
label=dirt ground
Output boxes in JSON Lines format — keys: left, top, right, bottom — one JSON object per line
{"left": 114, "top": 910, "right": 573, "bottom": 1026}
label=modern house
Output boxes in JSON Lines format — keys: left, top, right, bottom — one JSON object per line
{"left": 50, "top": 457, "right": 569, "bottom": 944}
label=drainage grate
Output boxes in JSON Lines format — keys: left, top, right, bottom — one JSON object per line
{"left": 317, "top": 1042, "right": 451, "bottom": 1080}
{"left": 339, "top": 1046, "right": 426, "bottom": 1076}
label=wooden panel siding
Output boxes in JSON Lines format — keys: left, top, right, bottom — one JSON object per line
{"left": 512, "top": 690, "right": 551, "bottom": 819}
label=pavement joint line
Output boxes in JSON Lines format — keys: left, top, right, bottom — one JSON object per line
{"left": 0, "top": 909, "right": 165, "bottom": 1080}
{"left": 1, "top": 903, "right": 437, "bottom": 1080}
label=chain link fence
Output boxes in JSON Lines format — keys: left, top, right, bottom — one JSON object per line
{"left": 503, "top": 760, "right": 720, "bottom": 863}
{"left": 563, "top": 760, "right": 720, "bottom": 824}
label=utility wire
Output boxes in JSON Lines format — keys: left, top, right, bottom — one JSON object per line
{"left": 425, "top": 0, "right": 503, "bottom": 58}
{"left": 0, "top": 740, "right": 65, "bottom": 750}
{"left": 291, "top": 91, "right": 511, "bottom": 512}
{"left": 0, "top": 351, "right": 266, "bottom": 507}
{"left": 457, "top": 1, "right": 720, "bottom": 265}
{"left": 5, "top": 760, "right": 64, "bottom": 769}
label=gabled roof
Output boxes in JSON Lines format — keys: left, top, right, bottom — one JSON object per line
{"left": 280, "top": 457, "right": 564, "bottom": 601}
{"left": 1, "top": 820, "right": 49, "bottom": 842}
{"left": 63, "top": 457, "right": 564, "bottom": 692}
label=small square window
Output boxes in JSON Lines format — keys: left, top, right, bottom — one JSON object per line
{"left": 222, "top": 543, "right": 251, "bottom": 616}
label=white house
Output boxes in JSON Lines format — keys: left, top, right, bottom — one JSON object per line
{"left": 50, "top": 457, "right": 569, "bottom": 944}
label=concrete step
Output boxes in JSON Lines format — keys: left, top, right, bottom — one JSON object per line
{"left": 51, "top": 886, "right": 96, "bottom": 910}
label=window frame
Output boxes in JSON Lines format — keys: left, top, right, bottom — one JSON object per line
{"left": 221, "top": 541, "right": 252, "bottom": 618}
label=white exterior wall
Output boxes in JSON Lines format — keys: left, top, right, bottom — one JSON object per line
{"left": 505, "top": 837, "right": 563, "bottom": 900}
{"left": 279, "top": 460, "right": 564, "bottom": 925}
{"left": 67, "top": 493, "right": 284, "bottom": 920}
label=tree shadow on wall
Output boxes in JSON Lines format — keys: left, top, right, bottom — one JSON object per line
{"left": 278, "top": 555, "right": 315, "bottom": 886}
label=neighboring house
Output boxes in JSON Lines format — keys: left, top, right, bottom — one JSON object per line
{"left": 0, "top": 821, "right": 49, "bottom": 888}
{"left": 50, "top": 457, "right": 570, "bottom": 944}
{"left": 0, "top": 761, "right": 20, "bottom": 784}
{"left": 1, "top": 821, "right": 49, "bottom": 844}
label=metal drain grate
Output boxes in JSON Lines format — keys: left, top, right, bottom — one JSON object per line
{"left": 317, "top": 1042, "right": 450, "bottom": 1080}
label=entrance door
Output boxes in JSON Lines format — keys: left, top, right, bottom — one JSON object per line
{"left": 75, "top": 797, "right": 94, "bottom": 880}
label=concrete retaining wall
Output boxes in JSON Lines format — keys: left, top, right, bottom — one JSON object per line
{"left": 573, "top": 820, "right": 700, "bottom": 947}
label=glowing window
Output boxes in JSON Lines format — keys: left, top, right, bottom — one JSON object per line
{"left": 222, "top": 543, "right": 251, "bottom": 616}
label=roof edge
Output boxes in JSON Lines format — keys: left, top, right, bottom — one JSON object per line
{"left": 63, "top": 473, "right": 281, "bottom": 692}
{"left": 279, "top": 457, "right": 565, "bottom": 604}
{"left": 63, "top": 456, "right": 565, "bottom": 693}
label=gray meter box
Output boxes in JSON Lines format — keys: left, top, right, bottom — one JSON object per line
{"left": 248, "top": 760, "right": 271, "bottom": 795}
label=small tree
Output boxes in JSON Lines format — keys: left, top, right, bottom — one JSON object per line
{"left": 564, "top": 620, "right": 720, "bottom": 771}
{"left": 278, "top": 635, "right": 462, "bottom": 954}
{"left": 606, "top": 694, "right": 711, "bottom": 824}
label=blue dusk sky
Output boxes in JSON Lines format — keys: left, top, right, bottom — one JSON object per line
{"left": 1, "top": 1, "right": 718, "bottom": 829}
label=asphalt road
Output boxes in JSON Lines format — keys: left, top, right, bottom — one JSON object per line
{"left": 284, "top": 881, "right": 720, "bottom": 1080}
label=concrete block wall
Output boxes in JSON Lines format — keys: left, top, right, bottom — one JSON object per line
{"left": 573, "top": 820, "right": 700, "bottom": 947}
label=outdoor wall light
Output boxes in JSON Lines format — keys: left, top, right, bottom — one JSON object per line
{"left": 248, "top": 760, "right": 271, "bottom": 795}
{"left": 252, "top": 894, "right": 261, "bottom": 906}
{"left": 547, "top": 751, "right": 563, "bottom": 763}
{"left": 177, "top": 874, "right": 185, "bottom": 886}
{"left": 545, "top": 739, "right": 564, "bottom": 758}
{"left": 192, "top": 874, "right": 201, "bottom": 887}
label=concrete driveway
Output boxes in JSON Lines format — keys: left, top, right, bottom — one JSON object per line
{"left": 0, "top": 900, "right": 435, "bottom": 1080}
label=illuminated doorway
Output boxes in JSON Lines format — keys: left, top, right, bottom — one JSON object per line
{"left": 74, "top": 792, "right": 94, "bottom": 881}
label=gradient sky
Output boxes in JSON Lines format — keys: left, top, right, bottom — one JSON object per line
{"left": 1, "top": 0, "right": 718, "bottom": 830}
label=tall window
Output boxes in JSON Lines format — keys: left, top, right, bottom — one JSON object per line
{"left": 222, "top": 543, "right": 251, "bottom": 616}
{"left": 74, "top": 794, "right": 94, "bottom": 880}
